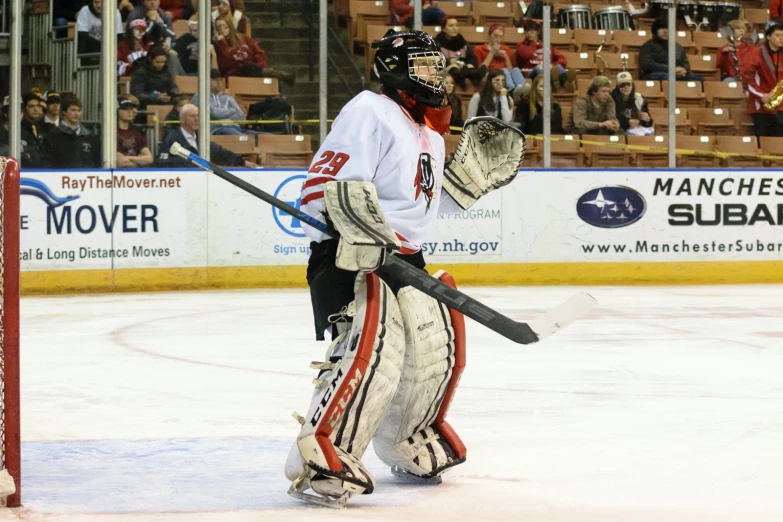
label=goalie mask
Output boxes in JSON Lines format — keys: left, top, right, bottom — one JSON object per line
{"left": 372, "top": 30, "right": 447, "bottom": 108}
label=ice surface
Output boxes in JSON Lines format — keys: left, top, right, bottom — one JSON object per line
{"left": 3, "top": 284, "right": 783, "bottom": 521}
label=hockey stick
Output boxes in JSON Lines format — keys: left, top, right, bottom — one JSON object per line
{"left": 169, "top": 143, "right": 596, "bottom": 344}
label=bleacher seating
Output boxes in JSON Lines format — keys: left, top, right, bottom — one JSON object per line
{"left": 256, "top": 135, "right": 314, "bottom": 167}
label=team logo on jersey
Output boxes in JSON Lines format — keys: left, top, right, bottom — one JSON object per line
{"left": 415, "top": 153, "right": 436, "bottom": 213}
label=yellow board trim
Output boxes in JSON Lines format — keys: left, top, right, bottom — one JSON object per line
{"left": 19, "top": 261, "right": 783, "bottom": 295}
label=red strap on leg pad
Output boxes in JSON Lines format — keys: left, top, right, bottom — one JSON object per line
{"left": 372, "top": 270, "right": 467, "bottom": 479}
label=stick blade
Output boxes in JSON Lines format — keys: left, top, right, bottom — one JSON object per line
{"left": 527, "top": 292, "right": 597, "bottom": 340}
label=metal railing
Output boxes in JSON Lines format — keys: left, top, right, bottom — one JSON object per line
{"left": 27, "top": 5, "right": 50, "bottom": 64}
{"left": 0, "top": 0, "right": 10, "bottom": 35}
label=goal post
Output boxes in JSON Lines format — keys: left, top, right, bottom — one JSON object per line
{"left": 0, "top": 157, "right": 21, "bottom": 508}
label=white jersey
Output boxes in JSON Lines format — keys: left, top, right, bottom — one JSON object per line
{"left": 301, "top": 91, "right": 461, "bottom": 254}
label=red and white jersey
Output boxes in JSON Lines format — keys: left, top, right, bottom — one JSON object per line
{"left": 301, "top": 91, "right": 461, "bottom": 254}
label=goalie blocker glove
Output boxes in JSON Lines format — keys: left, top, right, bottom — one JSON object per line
{"left": 324, "top": 181, "right": 401, "bottom": 272}
{"left": 442, "top": 117, "right": 527, "bottom": 210}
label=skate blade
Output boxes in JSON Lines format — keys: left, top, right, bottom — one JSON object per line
{"left": 287, "top": 482, "right": 350, "bottom": 509}
{"left": 390, "top": 465, "right": 443, "bottom": 485}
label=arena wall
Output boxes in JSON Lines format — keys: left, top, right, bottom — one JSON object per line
{"left": 19, "top": 168, "right": 783, "bottom": 294}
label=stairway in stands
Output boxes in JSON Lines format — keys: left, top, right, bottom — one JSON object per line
{"left": 244, "top": 0, "right": 366, "bottom": 147}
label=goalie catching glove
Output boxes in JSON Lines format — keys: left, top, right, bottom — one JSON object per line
{"left": 442, "top": 116, "right": 527, "bottom": 210}
{"left": 324, "top": 181, "right": 401, "bottom": 272}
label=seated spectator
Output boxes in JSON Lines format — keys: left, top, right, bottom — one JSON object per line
{"left": 120, "top": 0, "right": 135, "bottom": 22}
{"left": 436, "top": 18, "right": 485, "bottom": 88}
{"left": 192, "top": 69, "right": 251, "bottom": 135}
{"left": 515, "top": 19, "right": 574, "bottom": 91}
{"left": 156, "top": 104, "right": 258, "bottom": 168}
{"left": 116, "top": 95, "right": 154, "bottom": 168}
{"left": 214, "top": 19, "right": 295, "bottom": 84}
{"left": 160, "top": 0, "right": 194, "bottom": 22}
{"left": 42, "top": 91, "right": 62, "bottom": 132}
{"left": 639, "top": 18, "right": 704, "bottom": 82}
{"left": 164, "top": 94, "right": 190, "bottom": 140}
{"left": 717, "top": 19, "right": 751, "bottom": 82}
{"left": 566, "top": 75, "right": 622, "bottom": 135}
{"left": 389, "top": 0, "right": 446, "bottom": 27}
{"left": 611, "top": 71, "right": 654, "bottom": 135}
{"left": 128, "top": 0, "right": 176, "bottom": 45}
{"left": 20, "top": 92, "right": 47, "bottom": 168}
{"left": 42, "top": 96, "right": 101, "bottom": 169}
{"left": 515, "top": 74, "right": 563, "bottom": 135}
{"left": 474, "top": 24, "right": 527, "bottom": 100}
{"left": 444, "top": 73, "right": 464, "bottom": 133}
{"left": 118, "top": 18, "right": 154, "bottom": 76}
{"left": 466, "top": 69, "right": 514, "bottom": 122}
{"left": 131, "top": 46, "right": 181, "bottom": 110}
{"left": 174, "top": 15, "right": 200, "bottom": 75}
{"left": 212, "top": 0, "right": 251, "bottom": 36}
{"left": 76, "top": 0, "right": 124, "bottom": 55}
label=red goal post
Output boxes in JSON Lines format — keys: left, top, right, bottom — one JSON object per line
{"left": 0, "top": 157, "right": 21, "bottom": 508}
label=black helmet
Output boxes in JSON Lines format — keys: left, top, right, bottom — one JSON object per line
{"left": 372, "top": 29, "right": 446, "bottom": 107}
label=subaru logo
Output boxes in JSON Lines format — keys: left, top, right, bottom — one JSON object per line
{"left": 273, "top": 175, "right": 307, "bottom": 238}
{"left": 576, "top": 186, "right": 646, "bottom": 229}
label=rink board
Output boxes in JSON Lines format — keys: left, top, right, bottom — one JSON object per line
{"left": 18, "top": 168, "right": 783, "bottom": 293}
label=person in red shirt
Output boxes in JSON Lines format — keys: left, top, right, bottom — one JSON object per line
{"left": 388, "top": 0, "right": 445, "bottom": 27}
{"left": 116, "top": 94, "right": 153, "bottom": 168}
{"left": 160, "top": 0, "right": 194, "bottom": 21}
{"left": 742, "top": 18, "right": 783, "bottom": 136}
{"left": 474, "top": 24, "right": 526, "bottom": 100}
{"left": 515, "top": 19, "right": 574, "bottom": 91}
{"left": 214, "top": 18, "right": 295, "bottom": 84}
{"left": 716, "top": 19, "right": 752, "bottom": 82}
{"left": 118, "top": 18, "right": 154, "bottom": 76}
{"left": 770, "top": 0, "right": 783, "bottom": 20}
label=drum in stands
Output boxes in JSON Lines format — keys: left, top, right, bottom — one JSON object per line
{"left": 697, "top": 1, "right": 720, "bottom": 30}
{"left": 717, "top": 2, "right": 741, "bottom": 24}
{"left": 676, "top": 0, "right": 698, "bottom": 23}
{"left": 648, "top": 0, "right": 673, "bottom": 20}
{"left": 558, "top": 5, "right": 593, "bottom": 29}
{"left": 595, "top": 7, "right": 632, "bottom": 30}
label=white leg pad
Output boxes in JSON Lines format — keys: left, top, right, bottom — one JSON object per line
{"left": 285, "top": 273, "right": 406, "bottom": 503}
{"left": 372, "top": 271, "right": 467, "bottom": 480}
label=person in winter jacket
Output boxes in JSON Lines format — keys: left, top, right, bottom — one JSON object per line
{"left": 742, "top": 18, "right": 783, "bottom": 136}
{"left": 474, "top": 24, "right": 526, "bottom": 99}
{"left": 212, "top": 0, "right": 251, "bottom": 36}
{"left": 76, "top": 0, "right": 123, "bottom": 55}
{"left": 716, "top": 19, "right": 752, "bottom": 82}
{"left": 515, "top": 19, "right": 574, "bottom": 91}
{"left": 41, "top": 96, "right": 101, "bottom": 169}
{"left": 638, "top": 18, "right": 704, "bottom": 82}
{"left": 214, "top": 19, "right": 295, "bottom": 84}
{"left": 566, "top": 75, "right": 621, "bottom": 135}
{"left": 466, "top": 68, "right": 514, "bottom": 122}
{"left": 130, "top": 46, "right": 181, "bottom": 109}
{"left": 191, "top": 69, "right": 257, "bottom": 135}
{"left": 436, "top": 17, "right": 486, "bottom": 88}
{"left": 389, "top": 0, "right": 445, "bottom": 27}
{"left": 160, "top": 0, "right": 195, "bottom": 22}
{"left": 611, "top": 71, "right": 654, "bottom": 134}
{"left": 20, "top": 92, "right": 47, "bottom": 168}
{"left": 515, "top": 74, "right": 563, "bottom": 135}
{"left": 118, "top": 18, "right": 154, "bottom": 76}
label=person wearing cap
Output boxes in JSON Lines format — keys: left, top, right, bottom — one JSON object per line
{"left": 118, "top": 18, "right": 154, "bottom": 76}
{"left": 174, "top": 15, "right": 200, "bottom": 75}
{"left": 566, "top": 75, "right": 621, "bottom": 136}
{"left": 42, "top": 92, "right": 62, "bottom": 132}
{"left": 741, "top": 18, "right": 783, "bottom": 136}
{"left": 611, "top": 72, "right": 653, "bottom": 135}
{"left": 41, "top": 96, "right": 101, "bottom": 169}
{"left": 156, "top": 104, "right": 258, "bottom": 168}
{"left": 212, "top": 0, "right": 251, "bottom": 37}
{"left": 638, "top": 18, "right": 703, "bottom": 82}
{"left": 191, "top": 69, "right": 249, "bottom": 135}
{"left": 117, "top": 95, "right": 154, "bottom": 168}
{"left": 515, "top": 19, "right": 574, "bottom": 92}
{"left": 474, "top": 25, "right": 527, "bottom": 100}
{"left": 20, "top": 92, "right": 47, "bottom": 168}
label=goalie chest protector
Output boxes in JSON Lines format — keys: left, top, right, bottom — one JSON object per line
{"left": 301, "top": 91, "right": 449, "bottom": 254}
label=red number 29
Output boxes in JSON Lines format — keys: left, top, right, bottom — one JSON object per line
{"left": 309, "top": 151, "right": 350, "bottom": 176}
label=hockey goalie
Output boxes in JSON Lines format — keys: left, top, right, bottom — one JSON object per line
{"left": 284, "top": 29, "right": 526, "bottom": 508}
